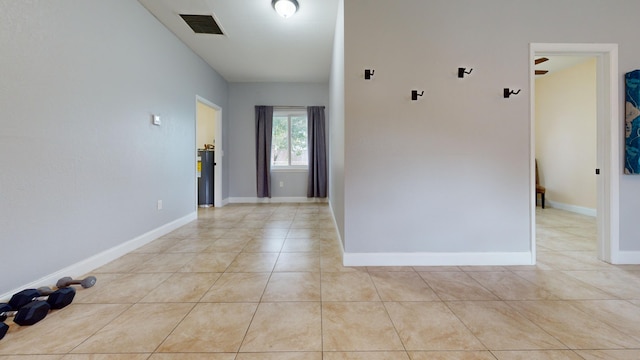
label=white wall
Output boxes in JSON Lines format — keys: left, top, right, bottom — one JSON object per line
{"left": 329, "top": 0, "right": 346, "bottom": 244}
{"left": 342, "top": 0, "right": 640, "bottom": 263}
{"left": 0, "top": 0, "right": 228, "bottom": 293}
{"left": 535, "top": 58, "right": 597, "bottom": 211}
{"left": 227, "top": 83, "right": 329, "bottom": 200}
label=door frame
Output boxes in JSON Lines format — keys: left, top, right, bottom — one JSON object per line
{"left": 196, "top": 95, "right": 223, "bottom": 208}
{"left": 529, "top": 43, "right": 619, "bottom": 264}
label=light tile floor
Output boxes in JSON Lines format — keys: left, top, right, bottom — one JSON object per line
{"left": 3, "top": 204, "right": 640, "bottom": 359}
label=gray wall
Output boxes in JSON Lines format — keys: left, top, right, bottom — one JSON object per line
{"left": 343, "top": 0, "right": 640, "bottom": 255}
{"left": 228, "top": 83, "right": 329, "bottom": 199}
{"left": 0, "top": 0, "right": 228, "bottom": 293}
{"left": 329, "top": 0, "right": 346, "bottom": 244}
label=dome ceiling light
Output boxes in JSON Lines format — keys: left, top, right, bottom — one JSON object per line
{"left": 272, "top": 0, "right": 299, "bottom": 18}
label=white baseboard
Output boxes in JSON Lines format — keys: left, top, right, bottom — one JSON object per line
{"left": 611, "top": 251, "right": 640, "bottom": 264}
{"left": 343, "top": 251, "right": 534, "bottom": 266}
{"left": 0, "top": 212, "right": 197, "bottom": 300}
{"left": 228, "top": 197, "right": 328, "bottom": 204}
{"left": 324, "top": 200, "right": 531, "bottom": 267}
{"left": 547, "top": 200, "right": 596, "bottom": 217}
{"left": 211, "top": 197, "right": 328, "bottom": 207}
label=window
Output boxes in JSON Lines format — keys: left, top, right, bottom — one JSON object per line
{"left": 271, "top": 109, "right": 308, "bottom": 169}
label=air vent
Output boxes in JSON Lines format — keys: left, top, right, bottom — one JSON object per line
{"left": 179, "top": 14, "right": 224, "bottom": 35}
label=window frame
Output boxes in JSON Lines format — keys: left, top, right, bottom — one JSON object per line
{"left": 271, "top": 108, "right": 308, "bottom": 171}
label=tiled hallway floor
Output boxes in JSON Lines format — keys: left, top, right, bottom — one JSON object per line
{"left": 3, "top": 204, "right": 640, "bottom": 359}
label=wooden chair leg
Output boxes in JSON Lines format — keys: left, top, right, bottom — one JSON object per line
{"left": 541, "top": 193, "right": 545, "bottom": 209}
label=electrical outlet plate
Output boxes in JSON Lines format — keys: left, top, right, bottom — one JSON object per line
{"left": 157, "top": 200, "right": 163, "bottom": 210}
{"left": 152, "top": 115, "right": 161, "bottom": 126}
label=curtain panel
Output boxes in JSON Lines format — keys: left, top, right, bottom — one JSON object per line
{"left": 307, "top": 106, "right": 327, "bottom": 198}
{"left": 255, "top": 105, "right": 273, "bottom": 198}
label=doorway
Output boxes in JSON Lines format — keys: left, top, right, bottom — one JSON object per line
{"left": 196, "top": 96, "right": 222, "bottom": 208}
{"left": 529, "top": 43, "right": 620, "bottom": 264}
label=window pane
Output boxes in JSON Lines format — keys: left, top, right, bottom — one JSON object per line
{"left": 290, "top": 116, "right": 308, "bottom": 166}
{"left": 271, "top": 116, "right": 289, "bottom": 166}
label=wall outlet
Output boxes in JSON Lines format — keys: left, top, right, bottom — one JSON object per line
{"left": 279, "top": 181, "right": 284, "bottom": 187}
{"left": 157, "top": 200, "right": 163, "bottom": 210}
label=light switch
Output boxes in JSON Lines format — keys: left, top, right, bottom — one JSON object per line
{"left": 152, "top": 115, "right": 161, "bottom": 126}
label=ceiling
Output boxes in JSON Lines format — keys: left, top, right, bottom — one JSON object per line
{"left": 138, "top": 0, "right": 340, "bottom": 83}
{"left": 535, "top": 55, "right": 595, "bottom": 77}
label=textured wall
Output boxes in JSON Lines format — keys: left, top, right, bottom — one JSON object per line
{"left": 343, "top": 0, "right": 640, "bottom": 256}
{"left": 0, "top": 0, "right": 228, "bottom": 293}
{"left": 227, "top": 83, "right": 329, "bottom": 199}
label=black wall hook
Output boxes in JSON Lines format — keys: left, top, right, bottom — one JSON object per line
{"left": 411, "top": 90, "right": 424, "bottom": 101}
{"left": 458, "top": 68, "right": 473, "bottom": 78}
{"left": 503, "top": 88, "right": 521, "bottom": 98}
{"left": 365, "top": 69, "right": 375, "bottom": 80}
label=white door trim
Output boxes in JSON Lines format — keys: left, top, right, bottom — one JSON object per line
{"left": 529, "top": 43, "right": 619, "bottom": 264}
{"left": 196, "top": 95, "right": 223, "bottom": 208}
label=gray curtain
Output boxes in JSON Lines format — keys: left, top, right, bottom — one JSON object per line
{"left": 256, "top": 105, "right": 273, "bottom": 198}
{"left": 307, "top": 106, "right": 327, "bottom": 198}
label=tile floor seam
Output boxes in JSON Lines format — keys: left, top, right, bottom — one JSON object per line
{"left": 146, "top": 302, "right": 197, "bottom": 355}
{"left": 422, "top": 277, "right": 447, "bottom": 303}
{"left": 63, "top": 302, "right": 137, "bottom": 356}
{"left": 441, "top": 300, "right": 492, "bottom": 352}
{"left": 369, "top": 275, "right": 409, "bottom": 353}
{"left": 574, "top": 299, "right": 640, "bottom": 345}
{"left": 235, "top": 226, "right": 284, "bottom": 354}
{"left": 560, "top": 270, "right": 627, "bottom": 300}
{"left": 467, "top": 272, "right": 500, "bottom": 301}
{"left": 500, "top": 299, "right": 575, "bottom": 351}
{"left": 417, "top": 270, "right": 441, "bottom": 302}
{"left": 462, "top": 273, "right": 505, "bottom": 302}
{"left": 505, "top": 269, "right": 571, "bottom": 300}
{"left": 319, "top": 264, "right": 325, "bottom": 354}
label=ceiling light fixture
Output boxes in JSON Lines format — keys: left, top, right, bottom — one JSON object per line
{"left": 272, "top": 0, "right": 299, "bottom": 18}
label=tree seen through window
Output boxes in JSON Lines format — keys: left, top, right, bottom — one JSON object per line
{"left": 271, "top": 111, "right": 308, "bottom": 167}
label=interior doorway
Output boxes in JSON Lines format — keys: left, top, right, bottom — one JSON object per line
{"left": 534, "top": 55, "right": 598, "bottom": 265}
{"left": 196, "top": 96, "right": 222, "bottom": 208}
{"left": 530, "top": 43, "right": 620, "bottom": 264}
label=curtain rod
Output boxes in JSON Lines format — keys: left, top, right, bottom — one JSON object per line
{"left": 273, "top": 106, "right": 305, "bottom": 109}
{"left": 258, "top": 105, "right": 325, "bottom": 109}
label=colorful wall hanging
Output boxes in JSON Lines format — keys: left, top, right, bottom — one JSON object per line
{"left": 625, "top": 70, "right": 640, "bottom": 174}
